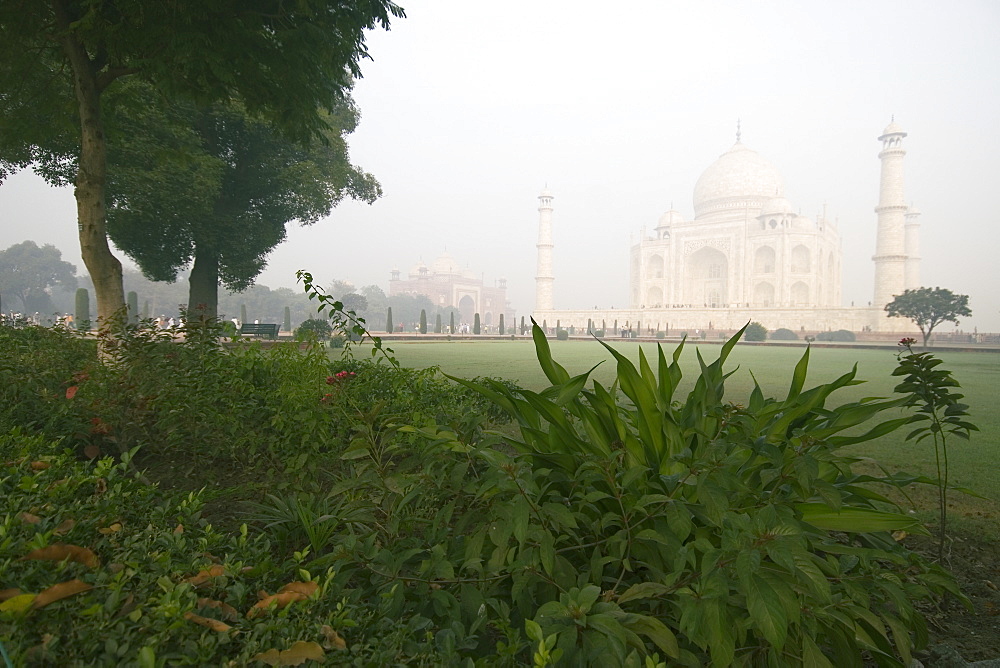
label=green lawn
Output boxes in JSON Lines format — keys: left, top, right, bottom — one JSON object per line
{"left": 345, "top": 339, "right": 1000, "bottom": 529}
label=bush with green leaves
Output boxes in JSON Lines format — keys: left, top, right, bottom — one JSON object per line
{"left": 744, "top": 321, "right": 767, "bottom": 341}
{"left": 0, "top": 429, "right": 471, "bottom": 666}
{"left": 555, "top": 328, "right": 569, "bottom": 340}
{"left": 295, "top": 317, "right": 333, "bottom": 341}
{"left": 816, "top": 329, "right": 857, "bottom": 342}
{"left": 769, "top": 327, "right": 798, "bottom": 340}
{"left": 415, "top": 322, "right": 963, "bottom": 666}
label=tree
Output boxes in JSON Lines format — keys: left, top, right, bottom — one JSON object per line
{"left": 435, "top": 313, "right": 442, "bottom": 334}
{"left": 0, "top": 1, "right": 403, "bottom": 326}
{"left": 75, "top": 288, "right": 90, "bottom": 330}
{"left": 450, "top": 312, "right": 456, "bottom": 335}
{"left": 240, "top": 304, "right": 248, "bottom": 326}
{"left": 0, "top": 241, "right": 77, "bottom": 312}
{"left": 886, "top": 287, "right": 972, "bottom": 348}
{"left": 419, "top": 309, "right": 427, "bottom": 334}
{"left": 386, "top": 307, "right": 393, "bottom": 334}
{"left": 340, "top": 293, "right": 369, "bottom": 316}
{"left": 104, "top": 91, "right": 380, "bottom": 321}
{"left": 473, "top": 313, "right": 481, "bottom": 335}
{"left": 745, "top": 322, "right": 767, "bottom": 342}
{"left": 499, "top": 313, "right": 505, "bottom": 335}
{"left": 283, "top": 307, "right": 292, "bottom": 333}
{"left": 126, "top": 291, "right": 138, "bottom": 324}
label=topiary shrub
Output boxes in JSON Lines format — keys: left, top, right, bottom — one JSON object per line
{"left": 295, "top": 318, "right": 332, "bottom": 341}
{"left": 555, "top": 328, "right": 569, "bottom": 340}
{"left": 770, "top": 327, "right": 798, "bottom": 340}
{"left": 816, "top": 329, "right": 857, "bottom": 342}
{"left": 655, "top": 331, "right": 665, "bottom": 339}
{"left": 744, "top": 321, "right": 767, "bottom": 341}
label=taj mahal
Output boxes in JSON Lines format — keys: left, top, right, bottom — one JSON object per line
{"left": 533, "top": 121, "right": 921, "bottom": 335}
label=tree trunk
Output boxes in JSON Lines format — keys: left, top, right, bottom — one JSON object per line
{"left": 55, "top": 4, "right": 124, "bottom": 328}
{"left": 188, "top": 245, "right": 219, "bottom": 322}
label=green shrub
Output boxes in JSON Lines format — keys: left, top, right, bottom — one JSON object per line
{"left": 555, "top": 329, "right": 568, "bottom": 340}
{"left": 744, "top": 321, "right": 767, "bottom": 341}
{"left": 770, "top": 327, "right": 798, "bottom": 340}
{"left": 816, "top": 329, "right": 857, "bottom": 342}
{"left": 429, "top": 323, "right": 964, "bottom": 666}
{"left": 655, "top": 330, "right": 665, "bottom": 339}
{"left": 295, "top": 318, "right": 332, "bottom": 341}
{"left": 0, "top": 429, "right": 461, "bottom": 666}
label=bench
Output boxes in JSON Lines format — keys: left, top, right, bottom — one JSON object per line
{"left": 239, "top": 323, "right": 279, "bottom": 339}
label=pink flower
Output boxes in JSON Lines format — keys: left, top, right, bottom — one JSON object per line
{"left": 898, "top": 337, "right": 916, "bottom": 348}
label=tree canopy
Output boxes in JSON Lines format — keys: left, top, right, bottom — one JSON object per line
{"left": 0, "top": 0, "right": 403, "bottom": 325}
{"left": 0, "top": 241, "right": 77, "bottom": 313}
{"left": 103, "top": 88, "right": 381, "bottom": 320}
{"left": 885, "top": 287, "right": 972, "bottom": 348}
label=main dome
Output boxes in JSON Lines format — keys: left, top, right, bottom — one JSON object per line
{"left": 692, "top": 142, "right": 785, "bottom": 218}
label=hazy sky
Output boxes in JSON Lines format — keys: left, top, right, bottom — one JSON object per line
{"left": 2, "top": 0, "right": 999, "bottom": 330}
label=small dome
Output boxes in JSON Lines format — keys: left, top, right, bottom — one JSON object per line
{"left": 539, "top": 188, "right": 553, "bottom": 198}
{"left": 759, "top": 196, "right": 794, "bottom": 217}
{"left": 791, "top": 214, "right": 814, "bottom": 230}
{"left": 657, "top": 210, "right": 684, "bottom": 227}
{"left": 693, "top": 142, "right": 785, "bottom": 218}
{"left": 409, "top": 260, "right": 428, "bottom": 276}
{"left": 430, "top": 251, "right": 459, "bottom": 275}
{"left": 879, "top": 121, "right": 907, "bottom": 140}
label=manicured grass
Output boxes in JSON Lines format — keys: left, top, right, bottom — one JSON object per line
{"left": 346, "top": 339, "right": 1000, "bottom": 525}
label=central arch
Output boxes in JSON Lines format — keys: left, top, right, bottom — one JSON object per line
{"left": 458, "top": 295, "right": 475, "bottom": 325}
{"left": 684, "top": 246, "right": 728, "bottom": 306}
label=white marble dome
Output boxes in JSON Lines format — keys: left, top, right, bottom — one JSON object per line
{"left": 657, "top": 210, "right": 684, "bottom": 227}
{"left": 693, "top": 142, "right": 784, "bottom": 218}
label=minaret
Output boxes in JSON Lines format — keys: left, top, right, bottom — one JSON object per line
{"left": 904, "top": 205, "right": 921, "bottom": 290}
{"left": 534, "top": 188, "right": 555, "bottom": 312}
{"left": 872, "top": 120, "right": 909, "bottom": 309}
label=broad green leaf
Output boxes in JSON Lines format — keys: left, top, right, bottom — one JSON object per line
{"left": 796, "top": 503, "right": 930, "bottom": 535}
{"left": 622, "top": 614, "right": 680, "bottom": 658}
{"left": 745, "top": 573, "right": 787, "bottom": 649}
{"left": 617, "top": 581, "right": 672, "bottom": 604}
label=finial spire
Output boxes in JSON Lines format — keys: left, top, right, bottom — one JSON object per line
{"left": 736, "top": 118, "right": 742, "bottom": 142}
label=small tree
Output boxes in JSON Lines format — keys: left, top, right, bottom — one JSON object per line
{"left": 142, "top": 301, "right": 150, "bottom": 320}
{"left": 127, "top": 291, "right": 139, "bottom": 325}
{"left": 499, "top": 313, "right": 505, "bottom": 335}
{"left": 745, "top": 321, "right": 767, "bottom": 342}
{"left": 520, "top": 315, "right": 525, "bottom": 335}
{"left": 419, "top": 309, "right": 427, "bottom": 334}
{"left": 75, "top": 288, "right": 91, "bottom": 331}
{"left": 435, "top": 313, "right": 442, "bottom": 334}
{"left": 473, "top": 313, "right": 481, "bottom": 335}
{"left": 283, "top": 306, "right": 292, "bottom": 332}
{"left": 886, "top": 287, "right": 972, "bottom": 349}
{"left": 449, "top": 312, "right": 455, "bottom": 335}
{"left": 240, "top": 304, "right": 248, "bottom": 326}
{"left": 296, "top": 318, "right": 332, "bottom": 341}
{"left": 386, "top": 307, "right": 393, "bottom": 333}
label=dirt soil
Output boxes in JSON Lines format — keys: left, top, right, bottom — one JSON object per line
{"left": 907, "top": 529, "right": 1000, "bottom": 663}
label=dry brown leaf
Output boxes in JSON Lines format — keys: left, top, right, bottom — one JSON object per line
{"left": 23, "top": 543, "right": 100, "bottom": 568}
{"left": 278, "top": 581, "right": 318, "bottom": 597}
{"left": 31, "top": 579, "right": 92, "bottom": 610}
{"left": 246, "top": 591, "right": 306, "bottom": 618}
{"left": 98, "top": 522, "right": 123, "bottom": 535}
{"left": 65, "top": 385, "right": 78, "bottom": 399}
{"left": 83, "top": 444, "right": 101, "bottom": 459}
{"left": 184, "top": 611, "right": 232, "bottom": 632}
{"left": 251, "top": 641, "right": 325, "bottom": 666}
{"left": 197, "top": 597, "right": 239, "bottom": 621}
{"left": 108, "top": 562, "right": 125, "bottom": 574}
{"left": 173, "top": 524, "right": 184, "bottom": 534}
{"left": 320, "top": 625, "right": 347, "bottom": 650}
{"left": 94, "top": 478, "right": 108, "bottom": 495}
{"left": 30, "top": 461, "right": 51, "bottom": 471}
{"left": 891, "top": 530, "right": 908, "bottom": 542}
{"left": 53, "top": 519, "right": 75, "bottom": 535}
{"left": 0, "top": 588, "right": 23, "bottom": 602}
{"left": 19, "top": 512, "right": 41, "bottom": 524}
{"left": 185, "top": 564, "right": 225, "bottom": 587}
